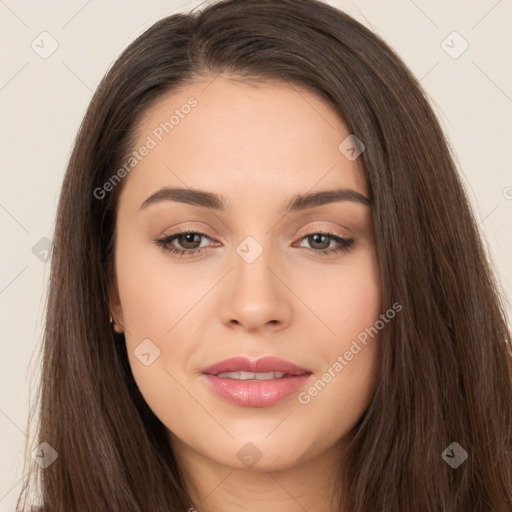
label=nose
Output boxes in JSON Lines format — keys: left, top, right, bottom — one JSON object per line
{"left": 218, "top": 243, "right": 293, "bottom": 333}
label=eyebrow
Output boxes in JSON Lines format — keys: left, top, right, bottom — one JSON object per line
{"left": 139, "top": 187, "right": 370, "bottom": 213}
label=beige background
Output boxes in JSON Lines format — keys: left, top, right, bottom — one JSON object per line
{"left": 1, "top": 0, "right": 511, "bottom": 508}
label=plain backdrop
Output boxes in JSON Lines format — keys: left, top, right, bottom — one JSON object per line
{"left": 1, "top": 0, "right": 511, "bottom": 509}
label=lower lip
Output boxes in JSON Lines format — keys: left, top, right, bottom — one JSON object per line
{"left": 202, "top": 374, "right": 312, "bottom": 407}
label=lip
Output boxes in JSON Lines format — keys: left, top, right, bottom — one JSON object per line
{"left": 202, "top": 356, "right": 311, "bottom": 376}
{"left": 202, "top": 356, "right": 313, "bottom": 408}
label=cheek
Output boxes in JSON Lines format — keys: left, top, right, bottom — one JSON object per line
{"left": 297, "top": 251, "right": 381, "bottom": 421}
{"left": 115, "top": 233, "right": 208, "bottom": 338}
{"left": 307, "top": 250, "right": 381, "bottom": 345}
{"left": 114, "top": 237, "right": 218, "bottom": 408}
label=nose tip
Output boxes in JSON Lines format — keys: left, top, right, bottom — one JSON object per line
{"left": 219, "top": 256, "right": 292, "bottom": 333}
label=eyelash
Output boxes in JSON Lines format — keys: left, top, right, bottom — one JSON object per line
{"left": 153, "top": 229, "right": 354, "bottom": 258}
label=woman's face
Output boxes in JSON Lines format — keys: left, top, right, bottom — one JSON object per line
{"left": 111, "top": 75, "right": 381, "bottom": 473}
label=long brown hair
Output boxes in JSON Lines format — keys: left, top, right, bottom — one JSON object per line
{"left": 18, "top": 0, "right": 512, "bottom": 510}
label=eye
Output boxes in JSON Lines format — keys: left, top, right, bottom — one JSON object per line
{"left": 153, "top": 229, "right": 354, "bottom": 258}
{"left": 153, "top": 229, "right": 215, "bottom": 258}
{"left": 294, "top": 231, "right": 354, "bottom": 257}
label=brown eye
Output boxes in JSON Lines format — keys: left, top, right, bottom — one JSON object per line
{"left": 153, "top": 231, "right": 214, "bottom": 257}
{"left": 295, "top": 232, "right": 354, "bottom": 256}
{"left": 307, "top": 233, "right": 331, "bottom": 250}
{"left": 174, "top": 233, "right": 203, "bottom": 249}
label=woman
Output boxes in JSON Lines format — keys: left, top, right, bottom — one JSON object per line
{"left": 18, "top": 0, "right": 512, "bottom": 510}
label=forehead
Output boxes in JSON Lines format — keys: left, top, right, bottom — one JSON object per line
{"left": 118, "top": 76, "right": 368, "bottom": 213}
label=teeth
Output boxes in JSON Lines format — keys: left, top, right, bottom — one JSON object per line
{"left": 216, "top": 371, "right": 286, "bottom": 380}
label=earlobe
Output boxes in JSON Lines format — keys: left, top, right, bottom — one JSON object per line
{"left": 108, "top": 264, "right": 125, "bottom": 334}
{"left": 109, "top": 300, "right": 125, "bottom": 334}
{"left": 110, "top": 312, "right": 124, "bottom": 334}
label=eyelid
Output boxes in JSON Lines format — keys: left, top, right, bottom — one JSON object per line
{"left": 295, "top": 224, "right": 350, "bottom": 239}
{"left": 157, "top": 224, "right": 217, "bottom": 239}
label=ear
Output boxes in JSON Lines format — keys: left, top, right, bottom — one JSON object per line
{"left": 108, "top": 259, "right": 124, "bottom": 333}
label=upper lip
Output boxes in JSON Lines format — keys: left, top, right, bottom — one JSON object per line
{"left": 202, "top": 356, "right": 312, "bottom": 376}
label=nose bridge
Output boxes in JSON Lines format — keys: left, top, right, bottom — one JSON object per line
{"left": 232, "top": 233, "right": 279, "bottom": 298}
{"left": 218, "top": 232, "right": 292, "bottom": 331}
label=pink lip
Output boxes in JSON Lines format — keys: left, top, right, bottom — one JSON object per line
{"left": 202, "top": 356, "right": 313, "bottom": 408}
{"left": 202, "top": 356, "right": 311, "bottom": 376}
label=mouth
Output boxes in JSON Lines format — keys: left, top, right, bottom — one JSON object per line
{"left": 214, "top": 370, "right": 296, "bottom": 380}
{"left": 201, "top": 356, "right": 313, "bottom": 407}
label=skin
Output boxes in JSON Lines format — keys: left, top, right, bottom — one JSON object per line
{"left": 111, "top": 75, "right": 381, "bottom": 512}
